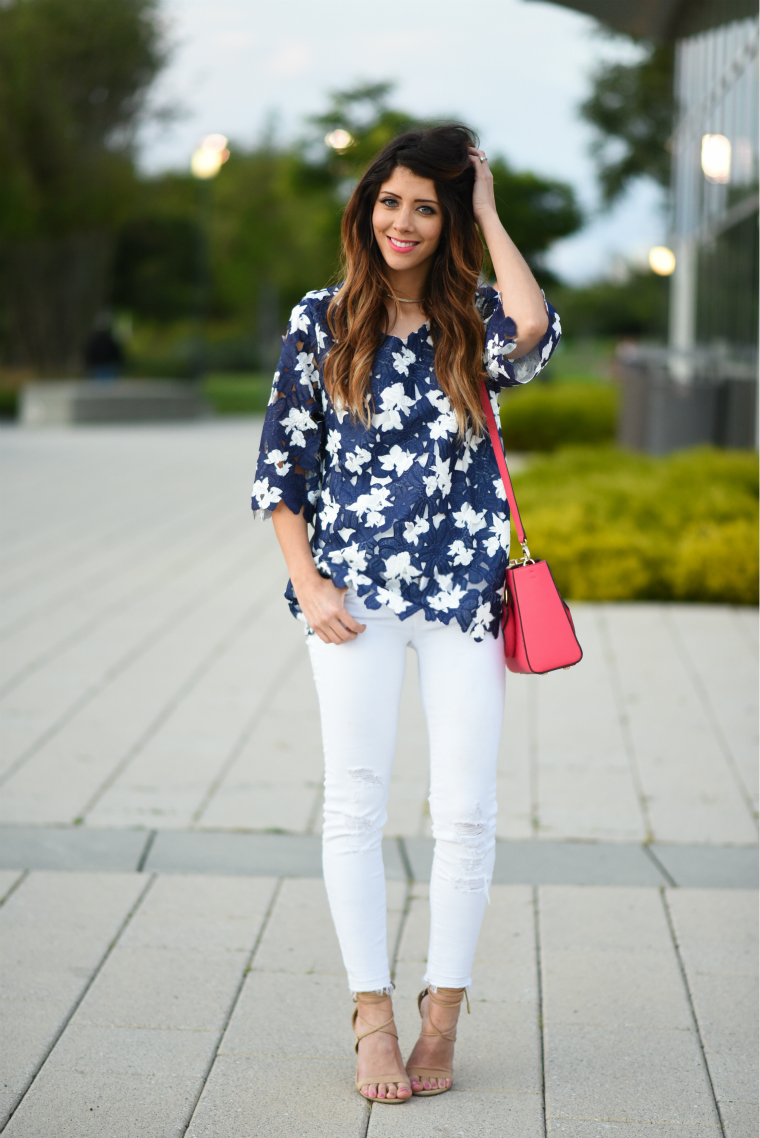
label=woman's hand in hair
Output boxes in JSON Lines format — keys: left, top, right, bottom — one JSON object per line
{"left": 468, "top": 146, "right": 498, "bottom": 224}
{"left": 468, "top": 146, "right": 549, "bottom": 357}
{"left": 294, "top": 574, "right": 367, "bottom": 645}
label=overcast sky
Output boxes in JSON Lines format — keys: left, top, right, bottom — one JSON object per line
{"left": 138, "top": 0, "right": 668, "bottom": 283}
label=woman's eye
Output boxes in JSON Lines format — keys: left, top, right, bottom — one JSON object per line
{"left": 381, "top": 197, "right": 398, "bottom": 207}
{"left": 417, "top": 205, "right": 435, "bottom": 215}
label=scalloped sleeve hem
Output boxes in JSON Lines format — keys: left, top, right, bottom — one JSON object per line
{"left": 483, "top": 289, "right": 561, "bottom": 389}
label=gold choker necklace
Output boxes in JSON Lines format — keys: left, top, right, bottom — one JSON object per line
{"left": 386, "top": 293, "right": 423, "bottom": 304}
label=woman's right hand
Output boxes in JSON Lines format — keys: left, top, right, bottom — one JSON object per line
{"left": 293, "top": 572, "right": 367, "bottom": 644}
{"left": 270, "top": 501, "right": 366, "bottom": 644}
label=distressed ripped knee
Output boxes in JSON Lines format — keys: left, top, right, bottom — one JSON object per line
{"left": 323, "top": 767, "right": 385, "bottom": 853}
{"left": 348, "top": 767, "right": 383, "bottom": 787}
{"left": 434, "top": 806, "right": 495, "bottom": 896}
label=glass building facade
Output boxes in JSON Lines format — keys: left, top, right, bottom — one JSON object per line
{"left": 671, "top": 16, "right": 758, "bottom": 364}
{"left": 543, "top": 0, "right": 759, "bottom": 451}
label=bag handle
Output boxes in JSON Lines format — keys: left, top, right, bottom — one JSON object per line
{"left": 479, "top": 381, "right": 531, "bottom": 561}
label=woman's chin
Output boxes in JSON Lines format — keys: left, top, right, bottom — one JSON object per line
{"left": 380, "top": 252, "right": 426, "bottom": 272}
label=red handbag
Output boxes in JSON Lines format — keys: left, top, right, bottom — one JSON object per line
{"left": 480, "top": 383, "right": 583, "bottom": 675}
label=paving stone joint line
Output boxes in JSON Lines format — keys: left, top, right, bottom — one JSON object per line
{"left": 78, "top": 578, "right": 279, "bottom": 822}
{"left": 533, "top": 886, "right": 549, "bottom": 1138}
{"left": 665, "top": 608, "right": 758, "bottom": 825}
{"left": 0, "top": 873, "right": 157, "bottom": 1134}
{"left": 181, "top": 877, "right": 284, "bottom": 1137}
{"left": 597, "top": 610, "right": 654, "bottom": 842}
{"left": 660, "top": 887, "right": 725, "bottom": 1135}
{"left": 190, "top": 639, "right": 305, "bottom": 828}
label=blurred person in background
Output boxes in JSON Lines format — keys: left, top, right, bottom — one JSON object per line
{"left": 84, "top": 311, "right": 124, "bottom": 381}
{"left": 251, "top": 124, "right": 560, "bottom": 1105}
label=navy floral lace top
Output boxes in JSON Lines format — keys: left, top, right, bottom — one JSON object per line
{"left": 251, "top": 284, "right": 561, "bottom": 639}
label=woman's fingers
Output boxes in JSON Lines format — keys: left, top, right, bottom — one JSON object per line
{"left": 301, "top": 579, "right": 367, "bottom": 644}
{"left": 336, "top": 606, "right": 366, "bottom": 636}
{"left": 468, "top": 147, "right": 496, "bottom": 220}
{"left": 312, "top": 612, "right": 364, "bottom": 644}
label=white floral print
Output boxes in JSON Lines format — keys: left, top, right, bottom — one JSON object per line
{"left": 251, "top": 284, "right": 561, "bottom": 638}
{"left": 391, "top": 346, "right": 416, "bottom": 375}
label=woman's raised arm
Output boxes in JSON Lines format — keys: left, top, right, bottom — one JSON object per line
{"left": 468, "top": 147, "right": 549, "bottom": 359}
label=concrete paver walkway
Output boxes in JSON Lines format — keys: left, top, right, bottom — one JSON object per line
{"left": 0, "top": 421, "right": 757, "bottom": 1136}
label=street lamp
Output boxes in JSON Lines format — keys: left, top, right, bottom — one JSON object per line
{"left": 325, "top": 128, "right": 355, "bottom": 153}
{"left": 649, "top": 246, "right": 676, "bottom": 276}
{"left": 701, "top": 134, "right": 731, "bottom": 184}
{"left": 191, "top": 134, "right": 230, "bottom": 179}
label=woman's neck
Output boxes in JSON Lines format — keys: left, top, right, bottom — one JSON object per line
{"left": 385, "top": 263, "right": 430, "bottom": 304}
{"left": 382, "top": 264, "right": 430, "bottom": 338}
{"left": 383, "top": 296, "right": 427, "bottom": 340}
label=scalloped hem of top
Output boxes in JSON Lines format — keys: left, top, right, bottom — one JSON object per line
{"left": 252, "top": 507, "right": 273, "bottom": 521}
{"left": 288, "top": 578, "right": 503, "bottom": 641}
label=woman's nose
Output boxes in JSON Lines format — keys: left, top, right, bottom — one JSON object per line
{"left": 392, "top": 206, "right": 415, "bottom": 231}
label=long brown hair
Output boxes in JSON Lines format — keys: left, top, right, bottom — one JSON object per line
{"left": 324, "top": 123, "right": 487, "bottom": 436}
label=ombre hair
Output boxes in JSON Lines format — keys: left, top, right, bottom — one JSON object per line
{"left": 324, "top": 123, "right": 487, "bottom": 436}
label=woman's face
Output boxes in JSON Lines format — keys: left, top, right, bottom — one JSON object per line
{"left": 372, "top": 166, "right": 443, "bottom": 275}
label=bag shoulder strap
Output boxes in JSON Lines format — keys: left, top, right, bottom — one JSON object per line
{"left": 479, "top": 382, "right": 530, "bottom": 557}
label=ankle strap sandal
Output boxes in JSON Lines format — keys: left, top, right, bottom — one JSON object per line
{"left": 406, "top": 986, "right": 470, "bottom": 1097}
{"left": 351, "top": 992, "right": 411, "bottom": 1104}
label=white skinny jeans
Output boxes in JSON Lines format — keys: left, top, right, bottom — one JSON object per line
{"left": 307, "top": 590, "right": 505, "bottom": 993}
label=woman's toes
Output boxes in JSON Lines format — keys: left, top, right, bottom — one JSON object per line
{"left": 364, "top": 1084, "right": 377, "bottom": 1099}
{"left": 377, "top": 1083, "right": 387, "bottom": 1099}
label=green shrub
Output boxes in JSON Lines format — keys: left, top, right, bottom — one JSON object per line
{"left": 511, "top": 446, "right": 759, "bottom": 604}
{"left": 203, "top": 374, "right": 272, "bottom": 414}
{"left": 551, "top": 270, "right": 670, "bottom": 338}
{"left": 500, "top": 382, "right": 618, "bottom": 451}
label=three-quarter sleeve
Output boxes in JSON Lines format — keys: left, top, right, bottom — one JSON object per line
{"left": 479, "top": 286, "right": 561, "bottom": 390}
{"left": 251, "top": 298, "right": 325, "bottom": 523}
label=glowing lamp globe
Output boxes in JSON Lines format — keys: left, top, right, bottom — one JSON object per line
{"left": 649, "top": 246, "right": 676, "bottom": 276}
{"left": 701, "top": 134, "right": 732, "bottom": 184}
{"left": 191, "top": 134, "right": 231, "bottom": 179}
{"left": 325, "top": 129, "right": 355, "bottom": 152}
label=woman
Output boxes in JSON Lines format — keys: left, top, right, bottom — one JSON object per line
{"left": 251, "top": 123, "right": 560, "bottom": 1104}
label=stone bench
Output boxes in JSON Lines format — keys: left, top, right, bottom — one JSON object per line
{"left": 20, "top": 380, "right": 210, "bottom": 425}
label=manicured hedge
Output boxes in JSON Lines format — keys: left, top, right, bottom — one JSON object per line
{"left": 500, "top": 382, "right": 618, "bottom": 451}
{"left": 510, "top": 446, "right": 759, "bottom": 604}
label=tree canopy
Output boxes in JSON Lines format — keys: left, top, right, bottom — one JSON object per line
{"left": 1, "top": 34, "right": 584, "bottom": 374}
{"left": 114, "top": 83, "right": 583, "bottom": 374}
{"left": 580, "top": 42, "right": 674, "bottom": 206}
{"left": 0, "top": 0, "right": 167, "bottom": 372}
{"left": 0, "top": 0, "right": 166, "bottom": 238}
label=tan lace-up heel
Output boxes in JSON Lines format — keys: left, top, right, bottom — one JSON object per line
{"left": 406, "top": 986, "right": 470, "bottom": 1096}
{"left": 352, "top": 992, "right": 411, "bottom": 1104}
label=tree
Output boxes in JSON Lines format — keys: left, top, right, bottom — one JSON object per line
{"left": 552, "top": 270, "right": 670, "bottom": 338}
{"left": 488, "top": 158, "right": 582, "bottom": 287}
{"left": 307, "top": 83, "right": 582, "bottom": 284}
{"left": 0, "top": 0, "right": 167, "bottom": 373}
{"left": 307, "top": 81, "right": 428, "bottom": 176}
{"left": 580, "top": 42, "right": 674, "bottom": 206}
{"left": 113, "top": 83, "right": 583, "bottom": 374}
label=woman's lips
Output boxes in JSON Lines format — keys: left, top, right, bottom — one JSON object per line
{"left": 387, "top": 236, "right": 420, "bottom": 253}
